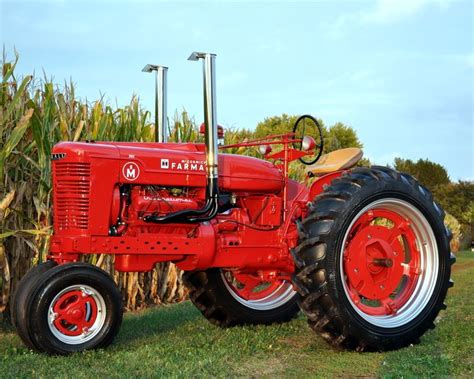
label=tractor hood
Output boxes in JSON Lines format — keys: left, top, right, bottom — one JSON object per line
{"left": 52, "top": 141, "right": 284, "bottom": 193}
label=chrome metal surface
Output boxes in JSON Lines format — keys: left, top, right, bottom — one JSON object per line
{"left": 220, "top": 271, "right": 297, "bottom": 311}
{"left": 47, "top": 284, "right": 107, "bottom": 345}
{"left": 142, "top": 64, "right": 168, "bottom": 142}
{"left": 189, "top": 52, "right": 218, "bottom": 179}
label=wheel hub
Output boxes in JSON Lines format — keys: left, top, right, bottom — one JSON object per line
{"left": 345, "top": 225, "right": 405, "bottom": 300}
{"left": 68, "top": 308, "right": 84, "bottom": 320}
{"left": 49, "top": 287, "right": 101, "bottom": 338}
{"left": 342, "top": 207, "right": 423, "bottom": 317}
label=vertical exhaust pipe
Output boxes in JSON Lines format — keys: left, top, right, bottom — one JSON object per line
{"left": 144, "top": 52, "right": 219, "bottom": 223}
{"left": 156, "top": 66, "right": 168, "bottom": 143}
{"left": 188, "top": 52, "right": 218, "bottom": 188}
{"left": 142, "top": 64, "right": 168, "bottom": 142}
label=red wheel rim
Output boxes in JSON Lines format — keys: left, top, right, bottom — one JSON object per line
{"left": 51, "top": 289, "right": 98, "bottom": 336}
{"left": 221, "top": 270, "right": 296, "bottom": 310}
{"left": 48, "top": 285, "right": 106, "bottom": 344}
{"left": 224, "top": 272, "right": 283, "bottom": 301}
{"left": 343, "top": 208, "right": 421, "bottom": 316}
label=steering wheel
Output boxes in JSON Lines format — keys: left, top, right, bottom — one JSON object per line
{"left": 292, "top": 114, "right": 324, "bottom": 165}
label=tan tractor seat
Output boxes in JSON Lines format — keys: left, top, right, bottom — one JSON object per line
{"left": 306, "top": 147, "right": 363, "bottom": 176}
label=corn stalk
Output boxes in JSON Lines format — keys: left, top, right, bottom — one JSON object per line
{"left": 0, "top": 52, "right": 185, "bottom": 315}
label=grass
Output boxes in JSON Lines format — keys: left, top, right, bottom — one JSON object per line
{"left": 0, "top": 250, "right": 472, "bottom": 378}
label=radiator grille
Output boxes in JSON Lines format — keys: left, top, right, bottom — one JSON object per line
{"left": 53, "top": 162, "right": 91, "bottom": 230}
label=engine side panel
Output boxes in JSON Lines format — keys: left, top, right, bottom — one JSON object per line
{"left": 53, "top": 141, "right": 284, "bottom": 194}
{"left": 50, "top": 141, "right": 298, "bottom": 274}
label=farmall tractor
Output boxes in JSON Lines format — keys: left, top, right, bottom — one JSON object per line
{"left": 11, "top": 52, "right": 454, "bottom": 355}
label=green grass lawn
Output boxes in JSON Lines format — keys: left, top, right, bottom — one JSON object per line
{"left": 1, "top": 250, "right": 472, "bottom": 378}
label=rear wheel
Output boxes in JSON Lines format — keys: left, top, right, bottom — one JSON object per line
{"left": 293, "top": 167, "right": 454, "bottom": 351}
{"left": 183, "top": 269, "right": 299, "bottom": 326}
{"left": 17, "top": 262, "right": 123, "bottom": 355}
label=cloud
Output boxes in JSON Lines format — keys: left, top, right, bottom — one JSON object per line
{"left": 219, "top": 70, "right": 248, "bottom": 88}
{"left": 361, "top": 0, "right": 452, "bottom": 24}
{"left": 461, "top": 52, "right": 474, "bottom": 69}
{"left": 328, "top": 0, "right": 455, "bottom": 38}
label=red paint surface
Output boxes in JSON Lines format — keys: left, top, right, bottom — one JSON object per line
{"left": 49, "top": 136, "right": 337, "bottom": 279}
{"left": 343, "top": 208, "right": 421, "bottom": 316}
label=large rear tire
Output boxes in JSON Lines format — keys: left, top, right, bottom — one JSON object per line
{"left": 183, "top": 269, "right": 299, "bottom": 326}
{"left": 293, "top": 167, "right": 454, "bottom": 351}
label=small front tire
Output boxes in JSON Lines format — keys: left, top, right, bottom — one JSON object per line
{"left": 11, "top": 260, "right": 57, "bottom": 348}
{"left": 19, "top": 262, "right": 123, "bottom": 355}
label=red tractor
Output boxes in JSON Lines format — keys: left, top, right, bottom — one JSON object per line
{"left": 11, "top": 52, "right": 454, "bottom": 355}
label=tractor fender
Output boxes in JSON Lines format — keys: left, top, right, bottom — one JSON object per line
{"left": 308, "top": 170, "right": 345, "bottom": 200}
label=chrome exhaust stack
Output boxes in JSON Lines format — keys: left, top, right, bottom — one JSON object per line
{"left": 188, "top": 52, "right": 218, "bottom": 190}
{"left": 144, "top": 52, "right": 219, "bottom": 223}
{"left": 142, "top": 64, "right": 168, "bottom": 142}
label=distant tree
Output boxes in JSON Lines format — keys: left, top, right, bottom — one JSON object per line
{"left": 255, "top": 114, "right": 363, "bottom": 154}
{"left": 253, "top": 114, "right": 368, "bottom": 179}
{"left": 433, "top": 181, "right": 474, "bottom": 226}
{"left": 324, "top": 122, "right": 363, "bottom": 153}
{"left": 254, "top": 114, "right": 327, "bottom": 139}
{"left": 394, "top": 158, "right": 450, "bottom": 191}
{"left": 223, "top": 127, "right": 256, "bottom": 156}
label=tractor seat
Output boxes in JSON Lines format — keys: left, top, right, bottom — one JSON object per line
{"left": 306, "top": 147, "right": 363, "bottom": 176}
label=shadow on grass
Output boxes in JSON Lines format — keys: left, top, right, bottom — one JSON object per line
{"left": 0, "top": 317, "right": 14, "bottom": 333}
{"left": 0, "top": 300, "right": 202, "bottom": 349}
{"left": 113, "top": 301, "right": 201, "bottom": 347}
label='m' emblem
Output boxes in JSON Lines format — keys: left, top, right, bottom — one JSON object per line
{"left": 122, "top": 162, "right": 140, "bottom": 181}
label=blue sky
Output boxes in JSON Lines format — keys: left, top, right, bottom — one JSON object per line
{"left": 1, "top": 0, "right": 473, "bottom": 180}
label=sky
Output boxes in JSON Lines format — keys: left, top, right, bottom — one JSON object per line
{"left": 1, "top": 0, "right": 473, "bottom": 180}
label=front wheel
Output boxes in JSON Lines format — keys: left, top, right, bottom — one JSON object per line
{"left": 293, "top": 167, "right": 454, "bottom": 351}
{"left": 11, "top": 260, "right": 57, "bottom": 348}
{"left": 18, "top": 262, "right": 123, "bottom": 355}
{"left": 183, "top": 269, "right": 299, "bottom": 326}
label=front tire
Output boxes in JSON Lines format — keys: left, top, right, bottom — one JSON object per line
{"left": 183, "top": 269, "right": 299, "bottom": 326}
{"left": 19, "top": 262, "right": 123, "bottom": 355}
{"left": 11, "top": 260, "right": 57, "bottom": 347}
{"left": 293, "top": 167, "right": 454, "bottom": 351}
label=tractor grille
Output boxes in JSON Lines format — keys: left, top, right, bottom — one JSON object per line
{"left": 53, "top": 162, "right": 91, "bottom": 231}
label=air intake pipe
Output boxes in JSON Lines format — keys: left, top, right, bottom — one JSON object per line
{"left": 145, "top": 52, "right": 219, "bottom": 223}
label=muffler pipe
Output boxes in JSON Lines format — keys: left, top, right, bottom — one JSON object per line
{"left": 144, "top": 52, "right": 219, "bottom": 223}
{"left": 156, "top": 66, "right": 168, "bottom": 143}
{"left": 142, "top": 64, "right": 168, "bottom": 142}
{"left": 188, "top": 52, "right": 218, "bottom": 185}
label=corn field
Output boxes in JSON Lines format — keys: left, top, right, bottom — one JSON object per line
{"left": 0, "top": 53, "right": 195, "bottom": 316}
{"left": 0, "top": 52, "right": 279, "bottom": 318}
{"left": 4, "top": 51, "right": 455, "bottom": 321}
{"left": 0, "top": 52, "right": 373, "bottom": 318}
